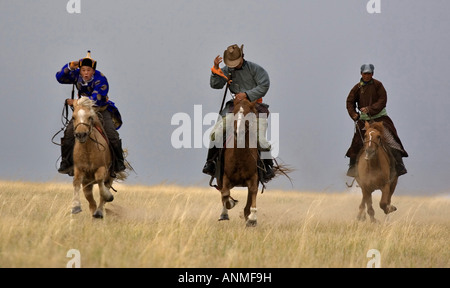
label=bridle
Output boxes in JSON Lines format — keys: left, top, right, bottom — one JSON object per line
{"left": 73, "top": 111, "right": 107, "bottom": 150}
{"left": 363, "top": 130, "right": 387, "bottom": 160}
{"left": 73, "top": 116, "right": 94, "bottom": 142}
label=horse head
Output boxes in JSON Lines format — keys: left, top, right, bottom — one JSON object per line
{"left": 232, "top": 98, "right": 258, "bottom": 147}
{"left": 363, "top": 121, "right": 384, "bottom": 160}
{"left": 72, "top": 97, "right": 97, "bottom": 143}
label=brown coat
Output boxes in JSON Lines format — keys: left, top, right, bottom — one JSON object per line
{"left": 345, "top": 78, "right": 408, "bottom": 159}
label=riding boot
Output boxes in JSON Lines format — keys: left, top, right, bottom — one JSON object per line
{"left": 391, "top": 149, "right": 407, "bottom": 176}
{"left": 346, "top": 157, "right": 357, "bottom": 177}
{"left": 110, "top": 139, "right": 126, "bottom": 178}
{"left": 202, "top": 147, "right": 219, "bottom": 176}
{"left": 262, "top": 158, "right": 275, "bottom": 183}
{"left": 58, "top": 137, "right": 74, "bottom": 176}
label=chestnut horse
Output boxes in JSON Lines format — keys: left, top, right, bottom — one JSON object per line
{"left": 71, "top": 97, "right": 126, "bottom": 218}
{"left": 355, "top": 121, "right": 398, "bottom": 222}
{"left": 214, "top": 98, "right": 263, "bottom": 227}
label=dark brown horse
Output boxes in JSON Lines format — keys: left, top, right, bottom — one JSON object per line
{"left": 355, "top": 121, "right": 398, "bottom": 222}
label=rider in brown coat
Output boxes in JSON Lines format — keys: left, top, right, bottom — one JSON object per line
{"left": 345, "top": 64, "right": 408, "bottom": 177}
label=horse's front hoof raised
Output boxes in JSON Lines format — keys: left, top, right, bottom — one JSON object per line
{"left": 225, "top": 199, "right": 237, "bottom": 210}
{"left": 93, "top": 210, "right": 104, "bottom": 219}
{"left": 105, "top": 194, "right": 114, "bottom": 203}
{"left": 388, "top": 205, "right": 397, "bottom": 213}
{"left": 72, "top": 206, "right": 82, "bottom": 214}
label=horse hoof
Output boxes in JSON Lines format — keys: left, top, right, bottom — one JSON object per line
{"left": 219, "top": 214, "right": 229, "bottom": 221}
{"left": 105, "top": 194, "right": 114, "bottom": 203}
{"left": 246, "top": 220, "right": 257, "bottom": 227}
{"left": 71, "top": 206, "right": 82, "bottom": 214}
{"left": 225, "top": 199, "right": 236, "bottom": 210}
{"left": 93, "top": 211, "right": 104, "bottom": 219}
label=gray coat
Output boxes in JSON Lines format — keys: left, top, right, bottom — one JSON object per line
{"left": 210, "top": 60, "right": 270, "bottom": 103}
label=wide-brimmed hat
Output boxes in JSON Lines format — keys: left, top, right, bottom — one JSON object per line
{"left": 79, "top": 50, "right": 97, "bottom": 70}
{"left": 361, "top": 64, "right": 374, "bottom": 74}
{"left": 223, "top": 44, "right": 244, "bottom": 68}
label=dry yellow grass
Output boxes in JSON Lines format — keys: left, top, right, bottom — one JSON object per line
{"left": 0, "top": 180, "right": 448, "bottom": 268}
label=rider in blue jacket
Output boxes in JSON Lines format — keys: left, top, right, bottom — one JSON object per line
{"left": 56, "top": 51, "right": 125, "bottom": 177}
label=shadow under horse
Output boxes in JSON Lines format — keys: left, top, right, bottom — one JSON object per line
{"left": 210, "top": 98, "right": 291, "bottom": 227}
{"left": 355, "top": 121, "right": 398, "bottom": 223}
{"left": 71, "top": 97, "right": 127, "bottom": 218}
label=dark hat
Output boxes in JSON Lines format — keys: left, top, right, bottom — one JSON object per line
{"left": 223, "top": 44, "right": 244, "bottom": 68}
{"left": 79, "top": 50, "right": 97, "bottom": 70}
{"left": 361, "top": 64, "right": 374, "bottom": 74}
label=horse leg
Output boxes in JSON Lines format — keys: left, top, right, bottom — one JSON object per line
{"left": 380, "top": 180, "right": 398, "bottom": 215}
{"left": 357, "top": 192, "right": 367, "bottom": 221}
{"left": 387, "top": 177, "right": 398, "bottom": 213}
{"left": 244, "top": 179, "right": 259, "bottom": 227}
{"left": 71, "top": 170, "right": 83, "bottom": 214}
{"left": 82, "top": 181, "right": 97, "bottom": 216}
{"left": 93, "top": 168, "right": 113, "bottom": 219}
{"left": 365, "top": 190, "right": 376, "bottom": 223}
{"left": 219, "top": 180, "right": 237, "bottom": 221}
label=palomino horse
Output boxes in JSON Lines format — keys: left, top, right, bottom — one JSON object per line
{"left": 71, "top": 96, "right": 123, "bottom": 218}
{"left": 355, "top": 121, "right": 398, "bottom": 222}
{"left": 216, "top": 98, "right": 262, "bottom": 227}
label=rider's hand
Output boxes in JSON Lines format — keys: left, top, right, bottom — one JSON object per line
{"left": 66, "top": 99, "right": 74, "bottom": 106}
{"left": 213, "top": 55, "right": 222, "bottom": 70}
{"left": 235, "top": 93, "right": 247, "bottom": 101}
{"left": 360, "top": 107, "right": 369, "bottom": 114}
{"left": 69, "top": 61, "right": 79, "bottom": 70}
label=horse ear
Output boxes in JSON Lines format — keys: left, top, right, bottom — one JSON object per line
{"left": 364, "top": 121, "right": 370, "bottom": 130}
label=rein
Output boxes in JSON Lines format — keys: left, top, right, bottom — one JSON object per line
{"left": 51, "top": 84, "right": 75, "bottom": 146}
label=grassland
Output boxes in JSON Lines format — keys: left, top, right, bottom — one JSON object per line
{"left": 0, "top": 180, "right": 448, "bottom": 268}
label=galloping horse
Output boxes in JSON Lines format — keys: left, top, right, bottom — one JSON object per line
{"left": 355, "top": 121, "right": 398, "bottom": 222}
{"left": 215, "top": 98, "right": 263, "bottom": 227}
{"left": 71, "top": 96, "right": 124, "bottom": 218}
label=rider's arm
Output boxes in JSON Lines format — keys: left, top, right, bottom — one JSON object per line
{"left": 367, "top": 80, "right": 387, "bottom": 115}
{"left": 243, "top": 62, "right": 270, "bottom": 102}
{"left": 55, "top": 63, "right": 78, "bottom": 84}
{"left": 346, "top": 84, "right": 360, "bottom": 121}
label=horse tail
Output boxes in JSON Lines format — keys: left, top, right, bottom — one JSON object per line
{"left": 272, "top": 158, "right": 294, "bottom": 186}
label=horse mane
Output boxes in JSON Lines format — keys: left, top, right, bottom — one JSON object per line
{"left": 77, "top": 96, "right": 96, "bottom": 109}
{"left": 368, "top": 121, "right": 385, "bottom": 137}
{"left": 76, "top": 96, "right": 102, "bottom": 126}
{"left": 365, "top": 121, "right": 389, "bottom": 147}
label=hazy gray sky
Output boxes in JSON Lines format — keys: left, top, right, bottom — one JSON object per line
{"left": 1, "top": 0, "right": 449, "bottom": 196}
